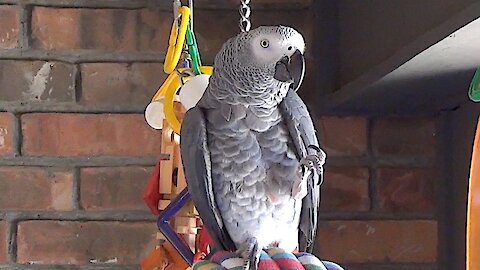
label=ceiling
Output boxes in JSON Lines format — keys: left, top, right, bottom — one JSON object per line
{"left": 319, "top": 9, "right": 480, "bottom": 114}
{"left": 338, "top": 17, "right": 480, "bottom": 113}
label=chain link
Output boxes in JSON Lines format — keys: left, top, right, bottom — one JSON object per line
{"left": 189, "top": 0, "right": 194, "bottom": 30}
{"left": 173, "top": 0, "right": 181, "bottom": 20}
{"left": 239, "top": 0, "right": 251, "bottom": 32}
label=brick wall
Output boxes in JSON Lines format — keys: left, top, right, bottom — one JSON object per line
{"left": 0, "top": 1, "right": 440, "bottom": 270}
{"left": 316, "top": 116, "right": 439, "bottom": 270}
{"left": 0, "top": 1, "right": 314, "bottom": 269}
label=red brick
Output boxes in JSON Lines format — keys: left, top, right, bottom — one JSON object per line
{"left": 32, "top": 8, "right": 80, "bottom": 49}
{"left": 17, "top": 221, "right": 158, "bottom": 265}
{"left": 0, "top": 113, "right": 14, "bottom": 155}
{"left": 376, "top": 168, "right": 435, "bottom": 212}
{"left": 373, "top": 117, "right": 436, "bottom": 158}
{"left": 80, "top": 167, "right": 152, "bottom": 210}
{"left": 0, "top": 221, "right": 6, "bottom": 263}
{"left": 0, "top": 167, "right": 73, "bottom": 210}
{"left": 316, "top": 220, "right": 438, "bottom": 263}
{"left": 22, "top": 114, "right": 162, "bottom": 156}
{"left": 321, "top": 167, "right": 370, "bottom": 211}
{"left": 0, "top": 6, "right": 19, "bottom": 49}
{"left": 80, "top": 63, "right": 166, "bottom": 108}
{"left": 317, "top": 117, "right": 368, "bottom": 157}
{"left": 0, "top": 60, "right": 75, "bottom": 102}
{"left": 31, "top": 7, "right": 314, "bottom": 58}
{"left": 32, "top": 7, "right": 170, "bottom": 51}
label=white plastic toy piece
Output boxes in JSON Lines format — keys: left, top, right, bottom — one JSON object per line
{"left": 145, "top": 99, "right": 166, "bottom": 130}
{"left": 179, "top": 74, "right": 210, "bottom": 110}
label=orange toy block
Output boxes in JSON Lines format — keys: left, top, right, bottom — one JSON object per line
{"left": 141, "top": 241, "right": 190, "bottom": 270}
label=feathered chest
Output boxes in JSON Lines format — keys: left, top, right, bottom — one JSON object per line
{"left": 205, "top": 105, "right": 298, "bottom": 184}
{"left": 203, "top": 103, "right": 300, "bottom": 236}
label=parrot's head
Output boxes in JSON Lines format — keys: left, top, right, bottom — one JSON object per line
{"left": 213, "top": 26, "right": 306, "bottom": 104}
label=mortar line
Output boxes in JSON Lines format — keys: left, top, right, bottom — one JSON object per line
{"left": 0, "top": 0, "right": 312, "bottom": 10}
{"left": 72, "top": 167, "right": 82, "bottom": 210}
{"left": 2, "top": 211, "right": 157, "bottom": 222}
{"left": 367, "top": 116, "right": 378, "bottom": 211}
{"left": 18, "top": 5, "right": 31, "bottom": 50}
{"left": 6, "top": 220, "right": 18, "bottom": 263}
{"left": 0, "top": 49, "right": 166, "bottom": 63}
{"left": 0, "top": 104, "right": 149, "bottom": 114}
{"left": 319, "top": 211, "right": 436, "bottom": 220}
{"left": 73, "top": 64, "right": 82, "bottom": 103}
{"left": 317, "top": 108, "right": 443, "bottom": 117}
{"left": 0, "top": 155, "right": 434, "bottom": 168}
{"left": 1, "top": 210, "right": 436, "bottom": 222}
{"left": 11, "top": 113, "right": 22, "bottom": 157}
{"left": 0, "top": 156, "right": 163, "bottom": 166}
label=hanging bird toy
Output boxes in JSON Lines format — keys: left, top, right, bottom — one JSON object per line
{"left": 145, "top": 0, "right": 212, "bottom": 134}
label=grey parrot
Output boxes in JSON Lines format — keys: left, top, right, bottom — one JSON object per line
{"left": 180, "top": 25, "right": 326, "bottom": 269}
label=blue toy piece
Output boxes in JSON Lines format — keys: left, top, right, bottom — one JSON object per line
{"left": 156, "top": 188, "right": 195, "bottom": 265}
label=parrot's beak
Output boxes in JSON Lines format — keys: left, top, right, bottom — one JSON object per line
{"left": 274, "top": 49, "right": 305, "bottom": 91}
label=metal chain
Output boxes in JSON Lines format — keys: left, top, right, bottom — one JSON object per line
{"left": 173, "top": 0, "right": 181, "bottom": 21}
{"left": 189, "top": 0, "right": 194, "bottom": 30}
{"left": 239, "top": 0, "right": 251, "bottom": 32}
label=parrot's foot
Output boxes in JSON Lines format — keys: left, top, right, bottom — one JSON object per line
{"left": 238, "top": 238, "right": 260, "bottom": 270}
{"left": 293, "top": 145, "right": 326, "bottom": 199}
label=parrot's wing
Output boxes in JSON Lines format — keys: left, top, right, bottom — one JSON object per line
{"left": 279, "top": 89, "right": 324, "bottom": 253}
{"left": 180, "top": 106, "right": 237, "bottom": 252}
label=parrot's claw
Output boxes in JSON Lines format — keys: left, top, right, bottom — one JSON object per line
{"left": 238, "top": 238, "right": 260, "bottom": 270}
{"left": 293, "top": 150, "right": 324, "bottom": 199}
{"left": 246, "top": 244, "right": 260, "bottom": 270}
{"left": 299, "top": 146, "right": 326, "bottom": 185}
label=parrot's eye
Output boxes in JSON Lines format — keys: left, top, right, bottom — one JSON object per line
{"left": 260, "top": 39, "right": 270, "bottom": 48}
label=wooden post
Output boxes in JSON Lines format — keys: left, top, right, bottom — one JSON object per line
{"left": 158, "top": 120, "right": 175, "bottom": 211}
{"left": 156, "top": 101, "right": 199, "bottom": 253}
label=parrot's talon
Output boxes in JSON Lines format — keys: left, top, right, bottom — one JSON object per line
{"left": 246, "top": 243, "right": 260, "bottom": 270}
{"left": 299, "top": 155, "right": 323, "bottom": 176}
{"left": 317, "top": 171, "right": 325, "bottom": 185}
{"left": 308, "top": 144, "right": 322, "bottom": 153}
{"left": 295, "top": 151, "right": 325, "bottom": 197}
{"left": 238, "top": 238, "right": 260, "bottom": 270}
